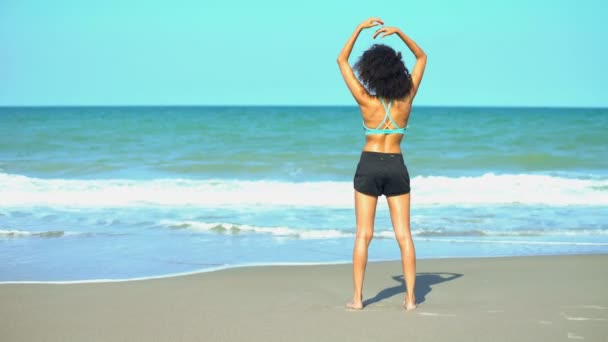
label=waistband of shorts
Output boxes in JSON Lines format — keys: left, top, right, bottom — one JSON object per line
{"left": 360, "top": 151, "right": 403, "bottom": 159}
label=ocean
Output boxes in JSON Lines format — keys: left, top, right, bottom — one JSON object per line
{"left": 1, "top": 106, "right": 607, "bottom": 281}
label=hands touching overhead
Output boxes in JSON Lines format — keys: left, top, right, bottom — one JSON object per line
{"left": 357, "top": 17, "right": 400, "bottom": 39}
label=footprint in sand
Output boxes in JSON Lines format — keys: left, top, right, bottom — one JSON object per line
{"left": 560, "top": 312, "right": 607, "bottom": 321}
{"left": 417, "top": 312, "right": 456, "bottom": 317}
{"left": 562, "top": 304, "right": 607, "bottom": 310}
{"left": 567, "top": 332, "right": 584, "bottom": 340}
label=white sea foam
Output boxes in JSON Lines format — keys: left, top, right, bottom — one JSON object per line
{"left": 1, "top": 172, "right": 607, "bottom": 208}
{"left": 0, "top": 229, "right": 120, "bottom": 238}
{"left": 160, "top": 220, "right": 353, "bottom": 240}
{"left": 0, "top": 229, "right": 36, "bottom": 236}
{"left": 4, "top": 220, "right": 607, "bottom": 241}
{"left": 158, "top": 220, "right": 608, "bottom": 244}
{"left": 0, "top": 229, "right": 66, "bottom": 238}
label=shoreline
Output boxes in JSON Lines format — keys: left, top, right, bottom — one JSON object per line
{"left": 1, "top": 252, "right": 606, "bottom": 284}
{"left": 2, "top": 254, "right": 607, "bottom": 341}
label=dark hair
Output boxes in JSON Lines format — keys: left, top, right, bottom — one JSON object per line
{"left": 353, "top": 44, "right": 413, "bottom": 100}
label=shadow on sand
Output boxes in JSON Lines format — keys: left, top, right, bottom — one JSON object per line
{"left": 363, "top": 272, "right": 463, "bottom": 307}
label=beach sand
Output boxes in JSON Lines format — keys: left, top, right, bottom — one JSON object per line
{"left": 1, "top": 254, "right": 607, "bottom": 341}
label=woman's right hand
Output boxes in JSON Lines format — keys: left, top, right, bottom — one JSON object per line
{"left": 373, "top": 26, "right": 401, "bottom": 39}
{"left": 358, "top": 17, "right": 384, "bottom": 29}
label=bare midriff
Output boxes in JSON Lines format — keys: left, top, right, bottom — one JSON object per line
{"left": 362, "top": 134, "right": 405, "bottom": 154}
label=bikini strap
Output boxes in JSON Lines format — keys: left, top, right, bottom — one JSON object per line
{"left": 377, "top": 98, "right": 400, "bottom": 130}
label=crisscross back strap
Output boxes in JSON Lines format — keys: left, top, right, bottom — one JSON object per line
{"left": 377, "top": 98, "right": 400, "bottom": 130}
{"left": 361, "top": 97, "right": 407, "bottom": 135}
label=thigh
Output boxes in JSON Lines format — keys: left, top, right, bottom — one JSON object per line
{"left": 355, "top": 190, "right": 378, "bottom": 234}
{"left": 386, "top": 193, "right": 411, "bottom": 238}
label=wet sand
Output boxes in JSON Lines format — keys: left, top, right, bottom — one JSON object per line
{"left": 1, "top": 254, "right": 607, "bottom": 341}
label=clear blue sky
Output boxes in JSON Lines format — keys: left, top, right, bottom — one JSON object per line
{"left": 1, "top": 0, "right": 606, "bottom": 107}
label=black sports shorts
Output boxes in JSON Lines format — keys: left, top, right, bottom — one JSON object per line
{"left": 353, "top": 151, "right": 411, "bottom": 197}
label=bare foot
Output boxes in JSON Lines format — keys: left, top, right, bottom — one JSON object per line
{"left": 403, "top": 298, "right": 417, "bottom": 311}
{"left": 346, "top": 299, "right": 363, "bottom": 310}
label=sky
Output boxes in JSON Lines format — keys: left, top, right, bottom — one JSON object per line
{"left": 1, "top": 0, "right": 606, "bottom": 107}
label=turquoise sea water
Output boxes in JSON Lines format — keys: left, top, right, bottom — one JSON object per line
{"left": 1, "top": 106, "right": 607, "bottom": 281}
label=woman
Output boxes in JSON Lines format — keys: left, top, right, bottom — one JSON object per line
{"left": 337, "top": 17, "right": 427, "bottom": 310}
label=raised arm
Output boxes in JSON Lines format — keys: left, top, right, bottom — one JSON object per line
{"left": 397, "top": 30, "right": 426, "bottom": 99}
{"left": 374, "top": 27, "right": 427, "bottom": 100}
{"left": 337, "top": 17, "right": 384, "bottom": 105}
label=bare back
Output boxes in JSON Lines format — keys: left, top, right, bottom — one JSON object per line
{"left": 360, "top": 97, "right": 412, "bottom": 154}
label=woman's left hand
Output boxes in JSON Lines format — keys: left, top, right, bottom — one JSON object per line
{"left": 358, "top": 17, "right": 384, "bottom": 29}
{"left": 373, "top": 26, "right": 400, "bottom": 39}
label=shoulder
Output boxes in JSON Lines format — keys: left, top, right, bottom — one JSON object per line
{"left": 358, "top": 95, "right": 379, "bottom": 112}
{"left": 392, "top": 96, "right": 413, "bottom": 110}
{"left": 390, "top": 98, "right": 413, "bottom": 119}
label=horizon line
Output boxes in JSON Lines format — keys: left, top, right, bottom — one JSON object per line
{"left": 1, "top": 104, "right": 607, "bottom": 110}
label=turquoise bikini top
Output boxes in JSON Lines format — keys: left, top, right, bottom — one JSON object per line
{"left": 363, "top": 98, "right": 407, "bottom": 135}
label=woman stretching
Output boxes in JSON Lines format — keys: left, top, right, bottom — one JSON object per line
{"left": 337, "top": 17, "right": 427, "bottom": 310}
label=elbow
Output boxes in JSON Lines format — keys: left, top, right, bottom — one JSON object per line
{"left": 417, "top": 51, "right": 427, "bottom": 60}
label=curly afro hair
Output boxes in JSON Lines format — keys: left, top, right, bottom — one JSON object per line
{"left": 354, "top": 44, "right": 413, "bottom": 100}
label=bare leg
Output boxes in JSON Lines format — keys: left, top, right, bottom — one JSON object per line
{"left": 347, "top": 190, "right": 378, "bottom": 310}
{"left": 387, "top": 193, "right": 417, "bottom": 310}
